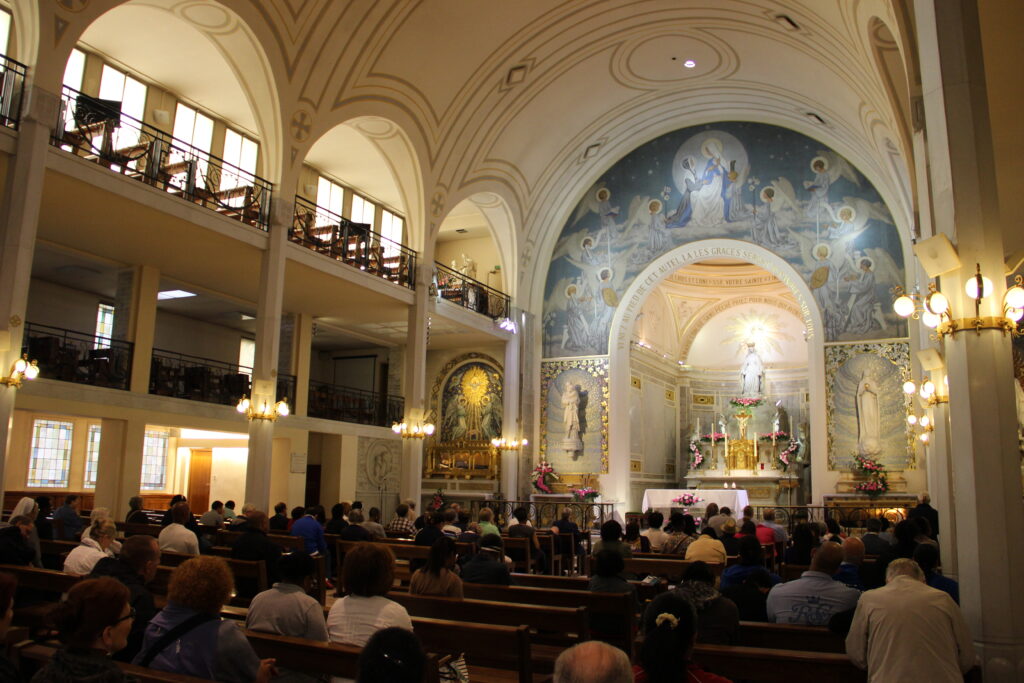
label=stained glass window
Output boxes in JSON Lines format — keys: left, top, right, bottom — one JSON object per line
{"left": 83, "top": 424, "right": 102, "bottom": 488}
{"left": 27, "top": 420, "right": 73, "bottom": 487}
{"left": 140, "top": 429, "right": 169, "bottom": 491}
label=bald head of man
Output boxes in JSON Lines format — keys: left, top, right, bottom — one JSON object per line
{"left": 553, "top": 641, "right": 632, "bottom": 683}
{"left": 810, "top": 541, "right": 845, "bottom": 575}
{"left": 842, "top": 536, "right": 865, "bottom": 565}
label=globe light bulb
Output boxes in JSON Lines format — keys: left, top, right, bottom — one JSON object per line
{"left": 23, "top": 363, "right": 39, "bottom": 380}
{"left": 236, "top": 398, "right": 250, "bottom": 414}
{"left": 1005, "top": 285, "right": 1024, "bottom": 310}
{"left": 920, "top": 432, "right": 930, "bottom": 443}
{"left": 907, "top": 414, "right": 918, "bottom": 425}
{"left": 893, "top": 295, "right": 915, "bottom": 318}
{"left": 1008, "top": 307, "right": 1024, "bottom": 322}
{"left": 276, "top": 400, "right": 290, "bottom": 417}
{"left": 13, "top": 358, "right": 26, "bottom": 374}
{"left": 920, "top": 416, "right": 931, "bottom": 428}
{"left": 424, "top": 423, "right": 436, "bottom": 436}
{"left": 921, "top": 311, "right": 940, "bottom": 328}
{"left": 925, "top": 291, "right": 949, "bottom": 315}
{"left": 965, "top": 274, "right": 993, "bottom": 300}
{"left": 902, "top": 381, "right": 917, "bottom": 395}
{"left": 921, "top": 381, "right": 935, "bottom": 397}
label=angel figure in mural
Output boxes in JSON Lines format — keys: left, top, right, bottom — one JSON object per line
{"left": 752, "top": 187, "right": 784, "bottom": 247}
{"left": 790, "top": 233, "right": 845, "bottom": 339}
{"left": 739, "top": 343, "right": 765, "bottom": 397}
{"left": 561, "top": 281, "right": 592, "bottom": 351}
{"left": 803, "top": 152, "right": 862, "bottom": 230}
{"left": 844, "top": 255, "right": 881, "bottom": 335}
{"left": 856, "top": 372, "right": 882, "bottom": 457}
{"left": 666, "top": 156, "right": 702, "bottom": 228}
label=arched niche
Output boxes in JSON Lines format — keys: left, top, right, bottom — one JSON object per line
{"left": 436, "top": 192, "right": 517, "bottom": 297}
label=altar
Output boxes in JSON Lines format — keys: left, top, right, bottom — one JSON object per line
{"left": 641, "top": 488, "right": 750, "bottom": 517}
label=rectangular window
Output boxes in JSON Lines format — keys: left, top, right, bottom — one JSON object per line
{"left": 238, "top": 338, "right": 255, "bottom": 378}
{"left": 220, "top": 129, "right": 258, "bottom": 188}
{"left": 140, "top": 428, "right": 170, "bottom": 491}
{"left": 83, "top": 424, "right": 102, "bottom": 489}
{"left": 98, "top": 64, "right": 147, "bottom": 149}
{"left": 380, "top": 209, "right": 404, "bottom": 257}
{"left": 350, "top": 193, "right": 376, "bottom": 226}
{"left": 60, "top": 48, "right": 87, "bottom": 133}
{"left": 94, "top": 303, "right": 114, "bottom": 349}
{"left": 27, "top": 420, "right": 74, "bottom": 488}
{"left": 0, "top": 10, "right": 11, "bottom": 57}
{"left": 169, "top": 102, "right": 214, "bottom": 189}
{"left": 315, "top": 176, "right": 344, "bottom": 229}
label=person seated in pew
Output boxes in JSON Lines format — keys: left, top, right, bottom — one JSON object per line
{"left": 675, "top": 561, "right": 739, "bottom": 645}
{"left": 440, "top": 509, "right": 461, "bottom": 537}
{"left": 766, "top": 542, "right": 860, "bottom": 626}
{"left": 135, "top": 556, "right": 276, "bottom": 682}
{"left": 706, "top": 506, "right": 733, "bottom": 539}
{"left": 90, "top": 535, "right": 161, "bottom": 662}
{"left": 833, "top": 537, "right": 866, "bottom": 591}
{"left": 223, "top": 500, "right": 238, "bottom": 521}
{"left": 588, "top": 550, "right": 639, "bottom": 644}
{"left": 200, "top": 500, "right": 226, "bottom": 528}
{"left": 52, "top": 495, "right": 85, "bottom": 541}
{"left": 874, "top": 519, "right": 919, "bottom": 586}
{"left": 823, "top": 518, "right": 845, "bottom": 544}
{"left": 456, "top": 520, "right": 481, "bottom": 548}
{"left": 9, "top": 497, "right": 43, "bottom": 567}
{"left": 246, "top": 550, "right": 328, "bottom": 682}
{"left": 913, "top": 542, "right": 959, "bottom": 604}
{"left": 33, "top": 496, "right": 54, "bottom": 543}
{"left": 877, "top": 517, "right": 895, "bottom": 545}
{"left": 661, "top": 513, "right": 698, "bottom": 555}
{"left": 357, "top": 627, "right": 427, "bottom": 683}
{"left": 508, "top": 507, "right": 547, "bottom": 572}
{"left": 0, "top": 572, "right": 19, "bottom": 682}
{"left": 158, "top": 502, "right": 199, "bottom": 555}
{"left": 720, "top": 567, "right": 773, "bottom": 622}
{"left": 269, "top": 502, "right": 289, "bottom": 531}
{"left": 460, "top": 534, "right": 512, "bottom": 585}
{"left": 783, "top": 522, "right": 816, "bottom": 565}
{"left": 720, "top": 536, "right": 782, "bottom": 590}
{"left": 291, "top": 506, "right": 329, "bottom": 559}
{"left": 64, "top": 519, "right": 117, "bottom": 576}
{"left": 409, "top": 536, "right": 463, "bottom": 599}
{"left": 684, "top": 528, "right": 727, "bottom": 565}
{"left": 553, "top": 640, "right": 633, "bottom": 683}
{"left": 634, "top": 591, "right": 732, "bottom": 683}
{"left": 326, "top": 503, "right": 350, "bottom": 535}
{"left": 736, "top": 520, "right": 758, "bottom": 542}
{"left": 288, "top": 506, "right": 304, "bottom": 531}
{"left": 641, "top": 511, "right": 668, "bottom": 552}
{"left": 228, "top": 503, "right": 258, "bottom": 531}
{"left": 0, "top": 516, "right": 37, "bottom": 567}
{"left": 624, "top": 522, "right": 651, "bottom": 553}
{"left": 592, "top": 520, "right": 632, "bottom": 560}
{"left": 88, "top": 508, "right": 122, "bottom": 555}
{"left": 414, "top": 511, "right": 445, "bottom": 548}
{"left": 739, "top": 505, "right": 755, "bottom": 528}
{"left": 758, "top": 508, "right": 788, "bottom": 545}
{"left": 362, "top": 508, "right": 387, "bottom": 540}
{"left": 718, "top": 519, "right": 741, "bottom": 556}
{"left": 231, "top": 510, "right": 283, "bottom": 598}
{"left": 160, "top": 494, "right": 186, "bottom": 527}
{"left": 385, "top": 504, "right": 415, "bottom": 538}
{"left": 328, "top": 543, "right": 412, "bottom": 647}
{"left": 32, "top": 577, "right": 136, "bottom": 683}
{"left": 860, "top": 517, "right": 888, "bottom": 556}
{"left": 551, "top": 508, "right": 584, "bottom": 559}
{"left": 125, "top": 496, "right": 148, "bottom": 525}
{"left": 339, "top": 510, "right": 373, "bottom": 542}
{"left": 475, "top": 507, "right": 501, "bottom": 538}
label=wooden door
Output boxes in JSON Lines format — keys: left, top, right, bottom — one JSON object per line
{"left": 188, "top": 449, "right": 212, "bottom": 513}
{"left": 305, "top": 464, "right": 322, "bottom": 508}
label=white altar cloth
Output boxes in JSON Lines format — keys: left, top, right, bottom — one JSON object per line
{"left": 641, "top": 488, "right": 750, "bottom": 515}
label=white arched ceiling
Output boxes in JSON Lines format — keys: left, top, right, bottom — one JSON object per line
{"left": 303, "top": 115, "right": 424, "bottom": 250}
{"left": 75, "top": 0, "right": 282, "bottom": 181}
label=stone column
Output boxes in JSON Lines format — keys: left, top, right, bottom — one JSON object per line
{"left": 0, "top": 86, "right": 59, "bottom": 498}
{"left": 244, "top": 198, "right": 289, "bottom": 511}
{"left": 917, "top": 0, "right": 1024, "bottom": 677}
{"left": 500, "top": 329, "right": 521, "bottom": 498}
{"left": 291, "top": 313, "right": 314, "bottom": 417}
{"left": 93, "top": 418, "right": 146, "bottom": 518}
{"left": 124, "top": 266, "right": 161, "bottom": 394}
{"left": 399, "top": 244, "right": 434, "bottom": 505}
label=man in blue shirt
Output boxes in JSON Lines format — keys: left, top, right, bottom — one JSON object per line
{"left": 914, "top": 542, "right": 958, "bottom": 604}
{"left": 767, "top": 542, "right": 860, "bottom": 625}
{"left": 53, "top": 494, "right": 85, "bottom": 540}
{"left": 290, "top": 506, "right": 327, "bottom": 556}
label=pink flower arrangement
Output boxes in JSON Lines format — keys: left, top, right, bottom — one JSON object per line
{"left": 688, "top": 441, "right": 704, "bottom": 468}
{"left": 854, "top": 453, "right": 885, "bottom": 474}
{"left": 853, "top": 453, "right": 888, "bottom": 497}
{"left": 431, "top": 488, "right": 446, "bottom": 510}
{"left": 531, "top": 461, "right": 559, "bottom": 493}
{"left": 672, "top": 492, "right": 704, "bottom": 506}
{"left": 758, "top": 431, "right": 790, "bottom": 442}
{"left": 778, "top": 440, "right": 799, "bottom": 469}
{"left": 730, "top": 397, "right": 765, "bottom": 409}
{"left": 699, "top": 432, "right": 728, "bottom": 443}
{"left": 572, "top": 487, "right": 599, "bottom": 501}
{"left": 855, "top": 477, "right": 890, "bottom": 497}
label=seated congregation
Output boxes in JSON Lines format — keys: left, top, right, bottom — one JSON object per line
{"left": 0, "top": 495, "right": 978, "bottom": 682}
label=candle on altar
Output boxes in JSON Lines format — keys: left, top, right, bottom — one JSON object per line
{"left": 754, "top": 437, "right": 758, "bottom": 464}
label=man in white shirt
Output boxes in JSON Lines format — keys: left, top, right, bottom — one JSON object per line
{"left": 846, "top": 558, "right": 975, "bottom": 682}
{"left": 247, "top": 551, "right": 328, "bottom": 641}
{"left": 640, "top": 511, "right": 669, "bottom": 552}
{"left": 767, "top": 542, "right": 860, "bottom": 625}
{"left": 158, "top": 502, "right": 200, "bottom": 554}
{"left": 199, "top": 501, "right": 225, "bottom": 527}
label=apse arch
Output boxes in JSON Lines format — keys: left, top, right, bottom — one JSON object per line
{"left": 603, "top": 239, "right": 827, "bottom": 508}
{"left": 435, "top": 190, "right": 518, "bottom": 299}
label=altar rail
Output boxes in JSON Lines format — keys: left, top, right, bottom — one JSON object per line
{"left": 470, "top": 499, "right": 613, "bottom": 531}
{"left": 753, "top": 505, "right": 908, "bottom": 533}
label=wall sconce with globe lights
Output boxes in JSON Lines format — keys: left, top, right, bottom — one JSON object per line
{"left": 392, "top": 421, "right": 435, "bottom": 439}
{"left": 906, "top": 412, "right": 935, "bottom": 443}
{"left": 892, "top": 264, "right": 1024, "bottom": 339}
{"left": 0, "top": 355, "right": 40, "bottom": 388}
{"left": 902, "top": 376, "right": 949, "bottom": 406}
{"left": 237, "top": 395, "right": 290, "bottom": 421}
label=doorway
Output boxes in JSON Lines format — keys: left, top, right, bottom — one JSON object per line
{"left": 305, "top": 464, "right": 322, "bottom": 508}
{"left": 188, "top": 448, "right": 212, "bottom": 512}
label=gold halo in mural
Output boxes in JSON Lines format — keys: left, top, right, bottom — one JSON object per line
{"left": 648, "top": 199, "right": 662, "bottom": 213}
{"left": 810, "top": 155, "right": 829, "bottom": 172}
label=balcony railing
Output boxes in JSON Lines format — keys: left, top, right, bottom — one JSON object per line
{"left": 23, "top": 323, "right": 133, "bottom": 391}
{"left": 276, "top": 373, "right": 297, "bottom": 409}
{"left": 51, "top": 86, "right": 272, "bottom": 231}
{"left": 307, "top": 380, "right": 404, "bottom": 427}
{"left": 434, "top": 262, "right": 509, "bottom": 320}
{"left": 149, "top": 349, "right": 253, "bottom": 406}
{"left": 291, "top": 196, "right": 416, "bottom": 289}
{"left": 0, "top": 54, "right": 27, "bottom": 129}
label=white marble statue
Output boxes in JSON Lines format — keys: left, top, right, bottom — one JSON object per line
{"left": 856, "top": 372, "right": 882, "bottom": 456}
{"left": 562, "top": 383, "right": 581, "bottom": 442}
{"left": 460, "top": 252, "right": 477, "bottom": 279}
{"left": 739, "top": 343, "right": 764, "bottom": 397}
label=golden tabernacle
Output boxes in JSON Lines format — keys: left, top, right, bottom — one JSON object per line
{"left": 727, "top": 439, "right": 758, "bottom": 470}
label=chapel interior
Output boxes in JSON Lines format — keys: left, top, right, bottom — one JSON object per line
{"left": 0, "top": 0, "right": 1020, "bottom": 678}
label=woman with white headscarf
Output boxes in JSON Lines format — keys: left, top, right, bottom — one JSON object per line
{"left": 89, "top": 507, "right": 122, "bottom": 554}
{"left": 9, "top": 497, "right": 42, "bottom": 567}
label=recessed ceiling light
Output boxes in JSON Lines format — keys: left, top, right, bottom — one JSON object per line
{"left": 683, "top": 59, "right": 696, "bottom": 69}
{"left": 455, "top": 228, "right": 468, "bottom": 234}
{"left": 774, "top": 14, "right": 800, "bottom": 31}
{"left": 804, "top": 112, "right": 826, "bottom": 125}
{"left": 157, "top": 289, "right": 196, "bottom": 300}
{"left": 240, "top": 313, "right": 255, "bottom": 320}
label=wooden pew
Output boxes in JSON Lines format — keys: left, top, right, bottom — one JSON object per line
{"left": 336, "top": 539, "right": 428, "bottom": 583}
{"left": 736, "top": 621, "right": 845, "bottom": 653}
{"left": 1, "top": 564, "right": 82, "bottom": 628}
{"left": 13, "top": 640, "right": 211, "bottom": 683}
{"left": 462, "top": 582, "right": 636, "bottom": 653}
{"left": 692, "top": 643, "right": 867, "bottom": 682}
{"left": 146, "top": 558, "right": 267, "bottom": 605}
{"left": 218, "top": 529, "right": 305, "bottom": 551}
{"left": 389, "top": 592, "right": 585, "bottom": 672}
{"left": 412, "top": 617, "right": 533, "bottom": 683}
{"left": 244, "top": 629, "right": 446, "bottom": 683}
{"left": 123, "top": 522, "right": 164, "bottom": 537}
{"left": 509, "top": 572, "right": 668, "bottom": 602}
{"left": 780, "top": 563, "right": 809, "bottom": 582}
{"left": 623, "top": 557, "right": 723, "bottom": 583}
{"left": 500, "top": 536, "right": 534, "bottom": 573}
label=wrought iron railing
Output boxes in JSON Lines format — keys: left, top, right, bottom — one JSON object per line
{"left": 276, "top": 373, "right": 297, "bottom": 409}
{"left": 291, "top": 196, "right": 416, "bottom": 289}
{"left": 753, "top": 505, "right": 909, "bottom": 534}
{"left": 51, "top": 86, "right": 272, "bottom": 230}
{"left": 23, "top": 322, "right": 133, "bottom": 391}
{"left": 434, "top": 261, "right": 509, "bottom": 320}
{"left": 149, "top": 348, "right": 252, "bottom": 406}
{"left": 470, "top": 499, "right": 614, "bottom": 532}
{"left": 307, "top": 379, "right": 404, "bottom": 427}
{"left": 0, "top": 54, "right": 27, "bottom": 129}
